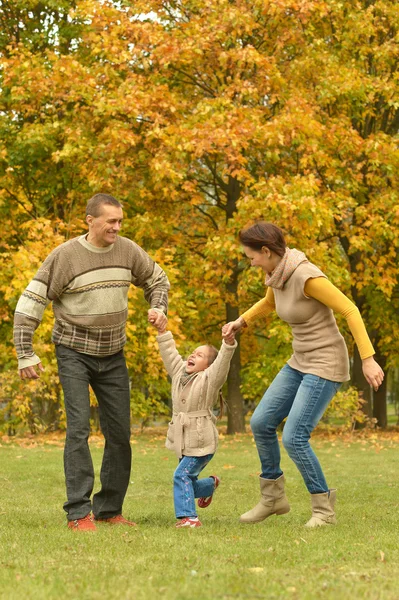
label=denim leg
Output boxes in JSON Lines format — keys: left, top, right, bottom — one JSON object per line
{"left": 192, "top": 476, "right": 215, "bottom": 498}
{"left": 250, "top": 364, "right": 302, "bottom": 479}
{"left": 91, "top": 351, "right": 132, "bottom": 519}
{"left": 173, "top": 455, "right": 213, "bottom": 518}
{"left": 56, "top": 345, "right": 94, "bottom": 520}
{"left": 282, "top": 374, "right": 341, "bottom": 493}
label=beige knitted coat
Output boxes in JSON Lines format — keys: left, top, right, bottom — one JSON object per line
{"left": 157, "top": 331, "right": 237, "bottom": 458}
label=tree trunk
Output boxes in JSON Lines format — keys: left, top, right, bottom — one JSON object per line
{"left": 224, "top": 174, "right": 245, "bottom": 433}
{"left": 352, "top": 346, "right": 372, "bottom": 424}
{"left": 352, "top": 345, "right": 388, "bottom": 428}
{"left": 225, "top": 277, "right": 245, "bottom": 434}
{"left": 372, "top": 348, "right": 387, "bottom": 428}
{"left": 348, "top": 280, "right": 373, "bottom": 424}
{"left": 338, "top": 222, "right": 388, "bottom": 428}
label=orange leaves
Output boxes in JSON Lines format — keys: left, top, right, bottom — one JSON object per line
{"left": 0, "top": 0, "right": 398, "bottom": 436}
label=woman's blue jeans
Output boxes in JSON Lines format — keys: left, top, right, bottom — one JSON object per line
{"left": 250, "top": 364, "right": 341, "bottom": 494}
{"left": 173, "top": 454, "right": 215, "bottom": 518}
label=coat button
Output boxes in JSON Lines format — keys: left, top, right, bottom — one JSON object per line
{"left": 181, "top": 399, "right": 186, "bottom": 404}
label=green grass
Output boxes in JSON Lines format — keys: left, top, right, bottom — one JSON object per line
{"left": 1, "top": 430, "right": 399, "bottom": 600}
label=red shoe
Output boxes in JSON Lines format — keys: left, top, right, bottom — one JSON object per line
{"left": 95, "top": 514, "right": 137, "bottom": 527}
{"left": 175, "top": 517, "right": 202, "bottom": 528}
{"left": 198, "top": 475, "right": 220, "bottom": 508}
{"left": 67, "top": 514, "right": 97, "bottom": 531}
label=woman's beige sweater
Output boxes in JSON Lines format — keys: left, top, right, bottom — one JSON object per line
{"left": 241, "top": 262, "right": 371, "bottom": 382}
{"left": 157, "top": 331, "right": 237, "bottom": 458}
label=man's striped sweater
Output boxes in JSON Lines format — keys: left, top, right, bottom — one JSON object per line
{"left": 14, "top": 234, "right": 170, "bottom": 369}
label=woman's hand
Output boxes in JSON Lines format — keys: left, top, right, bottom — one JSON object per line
{"left": 222, "top": 317, "right": 246, "bottom": 338}
{"left": 362, "top": 356, "right": 384, "bottom": 391}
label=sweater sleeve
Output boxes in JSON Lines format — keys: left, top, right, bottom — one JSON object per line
{"left": 240, "top": 287, "right": 275, "bottom": 325}
{"left": 13, "top": 248, "right": 64, "bottom": 369}
{"left": 130, "top": 242, "right": 170, "bottom": 315}
{"left": 206, "top": 339, "right": 237, "bottom": 392}
{"left": 156, "top": 331, "right": 185, "bottom": 378}
{"left": 304, "top": 277, "right": 375, "bottom": 359}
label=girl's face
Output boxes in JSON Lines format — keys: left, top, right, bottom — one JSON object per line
{"left": 186, "top": 346, "right": 210, "bottom": 374}
{"left": 242, "top": 245, "right": 278, "bottom": 275}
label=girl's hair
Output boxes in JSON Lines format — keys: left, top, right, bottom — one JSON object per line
{"left": 217, "top": 390, "right": 226, "bottom": 420}
{"left": 206, "top": 345, "right": 219, "bottom": 366}
{"left": 239, "top": 222, "right": 286, "bottom": 257}
{"left": 206, "top": 345, "right": 225, "bottom": 419}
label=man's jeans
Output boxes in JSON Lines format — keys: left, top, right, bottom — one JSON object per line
{"left": 250, "top": 364, "right": 341, "bottom": 494}
{"left": 173, "top": 454, "right": 215, "bottom": 518}
{"left": 56, "top": 344, "right": 131, "bottom": 520}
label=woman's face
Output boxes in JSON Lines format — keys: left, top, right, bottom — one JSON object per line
{"left": 242, "top": 245, "right": 277, "bottom": 274}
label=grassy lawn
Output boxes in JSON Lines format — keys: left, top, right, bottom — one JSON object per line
{"left": 1, "top": 429, "right": 399, "bottom": 600}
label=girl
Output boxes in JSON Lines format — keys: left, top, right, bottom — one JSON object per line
{"left": 153, "top": 322, "right": 237, "bottom": 528}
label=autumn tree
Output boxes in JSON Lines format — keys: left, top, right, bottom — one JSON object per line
{"left": 64, "top": 0, "right": 398, "bottom": 429}
{"left": 1, "top": 0, "right": 398, "bottom": 432}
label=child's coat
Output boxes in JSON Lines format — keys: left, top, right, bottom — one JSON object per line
{"left": 157, "top": 331, "right": 237, "bottom": 458}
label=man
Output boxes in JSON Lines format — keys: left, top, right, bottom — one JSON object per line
{"left": 13, "top": 193, "right": 169, "bottom": 531}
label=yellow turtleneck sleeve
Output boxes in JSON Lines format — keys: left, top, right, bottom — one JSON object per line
{"left": 241, "top": 287, "right": 275, "bottom": 324}
{"left": 241, "top": 277, "right": 375, "bottom": 360}
{"left": 304, "top": 277, "right": 375, "bottom": 359}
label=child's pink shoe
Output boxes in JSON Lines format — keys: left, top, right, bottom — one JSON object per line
{"left": 175, "top": 517, "right": 202, "bottom": 528}
{"left": 198, "top": 475, "right": 220, "bottom": 508}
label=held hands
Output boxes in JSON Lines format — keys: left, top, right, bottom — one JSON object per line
{"left": 362, "top": 356, "right": 384, "bottom": 392}
{"left": 222, "top": 329, "right": 236, "bottom": 346}
{"left": 222, "top": 317, "right": 246, "bottom": 338}
{"left": 19, "top": 362, "right": 45, "bottom": 380}
{"left": 148, "top": 309, "right": 167, "bottom": 334}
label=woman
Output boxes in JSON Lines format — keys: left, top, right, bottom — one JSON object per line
{"left": 222, "top": 222, "right": 384, "bottom": 527}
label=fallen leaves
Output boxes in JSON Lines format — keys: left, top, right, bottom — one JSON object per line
{"left": 2, "top": 427, "right": 399, "bottom": 448}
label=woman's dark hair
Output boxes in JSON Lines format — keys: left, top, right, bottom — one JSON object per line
{"left": 239, "top": 222, "right": 286, "bottom": 257}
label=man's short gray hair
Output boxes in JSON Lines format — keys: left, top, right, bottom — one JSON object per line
{"left": 86, "top": 193, "right": 123, "bottom": 217}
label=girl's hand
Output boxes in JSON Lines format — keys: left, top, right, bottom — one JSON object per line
{"left": 222, "top": 330, "right": 236, "bottom": 346}
{"left": 222, "top": 317, "right": 246, "bottom": 337}
{"left": 362, "top": 356, "right": 384, "bottom": 391}
{"left": 148, "top": 309, "right": 168, "bottom": 334}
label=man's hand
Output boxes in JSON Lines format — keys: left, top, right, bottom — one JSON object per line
{"left": 19, "top": 362, "right": 45, "bottom": 380}
{"left": 148, "top": 309, "right": 167, "bottom": 334}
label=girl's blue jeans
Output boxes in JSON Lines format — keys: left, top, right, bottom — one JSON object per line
{"left": 250, "top": 364, "right": 341, "bottom": 494}
{"left": 173, "top": 454, "right": 215, "bottom": 518}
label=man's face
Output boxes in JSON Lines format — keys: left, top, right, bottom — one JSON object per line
{"left": 185, "top": 346, "right": 211, "bottom": 374}
{"left": 86, "top": 204, "right": 123, "bottom": 247}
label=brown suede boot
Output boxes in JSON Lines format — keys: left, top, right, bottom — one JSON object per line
{"left": 239, "top": 474, "right": 290, "bottom": 524}
{"left": 305, "top": 489, "right": 337, "bottom": 527}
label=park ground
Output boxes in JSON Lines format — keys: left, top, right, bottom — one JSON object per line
{"left": 1, "top": 428, "right": 399, "bottom": 600}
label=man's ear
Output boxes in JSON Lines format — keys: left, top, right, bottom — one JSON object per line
{"left": 86, "top": 215, "right": 93, "bottom": 227}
